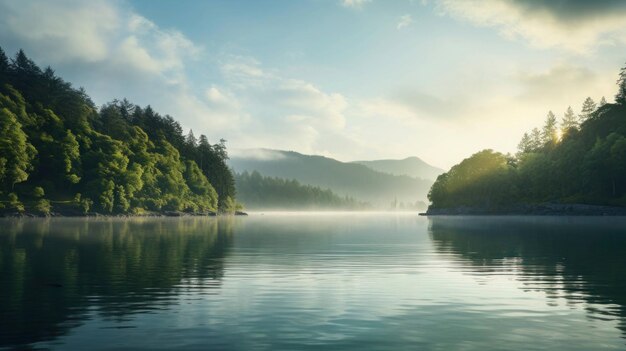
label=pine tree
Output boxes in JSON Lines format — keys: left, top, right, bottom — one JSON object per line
{"left": 517, "top": 132, "right": 532, "bottom": 155}
{"left": 530, "top": 128, "right": 542, "bottom": 150}
{"left": 579, "top": 97, "right": 597, "bottom": 124}
{"left": 185, "top": 129, "right": 197, "bottom": 148}
{"left": 561, "top": 106, "right": 578, "bottom": 131}
{"left": 599, "top": 96, "right": 607, "bottom": 108}
{"left": 0, "top": 47, "right": 8, "bottom": 82}
{"left": 12, "top": 49, "right": 41, "bottom": 75}
{"left": 616, "top": 63, "right": 626, "bottom": 104}
{"left": 542, "top": 111, "right": 558, "bottom": 145}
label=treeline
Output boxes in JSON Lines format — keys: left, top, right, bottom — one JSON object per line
{"left": 0, "top": 47, "right": 239, "bottom": 215}
{"left": 428, "top": 65, "right": 626, "bottom": 210}
{"left": 235, "top": 171, "right": 370, "bottom": 210}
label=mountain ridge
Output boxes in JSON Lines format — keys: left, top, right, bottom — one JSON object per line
{"left": 352, "top": 156, "right": 444, "bottom": 181}
{"left": 228, "top": 148, "right": 436, "bottom": 206}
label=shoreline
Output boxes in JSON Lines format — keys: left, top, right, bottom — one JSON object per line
{"left": 0, "top": 210, "right": 248, "bottom": 218}
{"left": 421, "top": 203, "right": 626, "bottom": 216}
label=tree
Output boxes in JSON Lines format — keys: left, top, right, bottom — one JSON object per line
{"left": 185, "top": 129, "right": 197, "bottom": 148}
{"left": 561, "top": 106, "right": 578, "bottom": 132}
{"left": 616, "top": 63, "right": 626, "bottom": 104}
{"left": 530, "top": 128, "right": 542, "bottom": 150}
{"left": 0, "top": 108, "right": 37, "bottom": 189}
{"left": 0, "top": 47, "right": 8, "bottom": 82}
{"left": 599, "top": 96, "right": 607, "bottom": 108}
{"left": 579, "top": 97, "right": 597, "bottom": 123}
{"left": 542, "top": 111, "right": 558, "bottom": 145}
{"left": 0, "top": 47, "right": 239, "bottom": 215}
{"left": 517, "top": 132, "right": 532, "bottom": 156}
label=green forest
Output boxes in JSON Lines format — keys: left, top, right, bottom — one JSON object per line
{"left": 0, "top": 47, "right": 240, "bottom": 215}
{"left": 235, "top": 171, "right": 370, "bottom": 210}
{"left": 428, "top": 65, "right": 626, "bottom": 211}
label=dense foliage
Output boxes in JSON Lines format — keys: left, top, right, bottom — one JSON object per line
{"left": 0, "top": 48, "right": 238, "bottom": 215}
{"left": 235, "top": 171, "right": 370, "bottom": 209}
{"left": 429, "top": 65, "right": 626, "bottom": 209}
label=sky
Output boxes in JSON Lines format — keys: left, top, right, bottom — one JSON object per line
{"left": 1, "top": 0, "right": 626, "bottom": 168}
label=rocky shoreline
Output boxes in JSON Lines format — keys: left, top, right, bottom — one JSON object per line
{"left": 421, "top": 203, "right": 626, "bottom": 216}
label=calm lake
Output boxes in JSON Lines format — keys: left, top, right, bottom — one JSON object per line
{"left": 1, "top": 214, "right": 626, "bottom": 350}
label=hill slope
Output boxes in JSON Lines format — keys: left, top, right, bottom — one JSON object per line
{"left": 428, "top": 94, "right": 626, "bottom": 213}
{"left": 353, "top": 157, "right": 444, "bottom": 181}
{"left": 228, "top": 149, "right": 433, "bottom": 206}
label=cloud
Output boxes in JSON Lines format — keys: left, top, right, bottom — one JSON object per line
{"left": 514, "top": 64, "right": 616, "bottom": 109}
{"left": 436, "top": 0, "right": 626, "bottom": 53}
{"left": 0, "top": 0, "right": 248, "bottom": 131}
{"left": 0, "top": 0, "right": 118, "bottom": 62}
{"left": 397, "top": 14, "right": 413, "bottom": 30}
{"left": 341, "top": 0, "right": 371, "bottom": 9}
{"left": 216, "top": 55, "right": 354, "bottom": 156}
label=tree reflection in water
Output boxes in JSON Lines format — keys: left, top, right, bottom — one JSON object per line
{"left": 429, "top": 216, "right": 626, "bottom": 338}
{"left": 0, "top": 217, "right": 234, "bottom": 348}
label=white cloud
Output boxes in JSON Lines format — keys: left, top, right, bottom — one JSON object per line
{"left": 216, "top": 56, "right": 354, "bottom": 156}
{"left": 0, "top": 0, "right": 118, "bottom": 62}
{"left": 341, "top": 0, "right": 371, "bottom": 9}
{"left": 397, "top": 14, "right": 413, "bottom": 30}
{"left": 2, "top": 0, "right": 622, "bottom": 168}
{"left": 437, "top": 0, "right": 626, "bottom": 53}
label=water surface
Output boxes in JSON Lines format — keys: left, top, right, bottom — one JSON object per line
{"left": 1, "top": 214, "right": 626, "bottom": 350}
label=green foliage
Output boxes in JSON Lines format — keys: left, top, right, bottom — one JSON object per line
{"left": 542, "top": 111, "right": 558, "bottom": 146}
{"left": 32, "top": 186, "right": 44, "bottom": 198}
{"left": 561, "top": 106, "right": 578, "bottom": 132}
{"left": 0, "top": 107, "right": 37, "bottom": 189}
{"left": 34, "top": 198, "right": 51, "bottom": 215}
{"left": 616, "top": 65, "right": 626, "bottom": 105}
{"left": 7, "top": 193, "right": 24, "bottom": 212}
{"left": 236, "top": 171, "right": 370, "bottom": 210}
{"left": 430, "top": 67, "right": 626, "bottom": 209}
{"left": 0, "top": 47, "right": 237, "bottom": 215}
{"left": 428, "top": 150, "right": 517, "bottom": 209}
{"left": 579, "top": 97, "right": 597, "bottom": 124}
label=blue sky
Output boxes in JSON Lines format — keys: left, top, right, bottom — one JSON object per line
{"left": 1, "top": 0, "right": 626, "bottom": 168}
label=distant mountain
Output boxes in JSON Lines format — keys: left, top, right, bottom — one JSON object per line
{"left": 228, "top": 149, "right": 434, "bottom": 206}
{"left": 352, "top": 157, "right": 444, "bottom": 181}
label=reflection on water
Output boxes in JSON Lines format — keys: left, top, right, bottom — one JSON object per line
{"left": 429, "top": 216, "right": 626, "bottom": 338}
{"left": 0, "top": 218, "right": 233, "bottom": 348}
{"left": 1, "top": 215, "right": 626, "bottom": 350}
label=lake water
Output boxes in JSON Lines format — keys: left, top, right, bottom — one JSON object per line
{"left": 1, "top": 214, "right": 626, "bottom": 350}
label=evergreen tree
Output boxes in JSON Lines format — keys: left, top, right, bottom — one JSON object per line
{"left": 561, "top": 106, "right": 578, "bottom": 131}
{"left": 530, "top": 128, "right": 542, "bottom": 150}
{"left": 0, "top": 47, "right": 8, "bottom": 82}
{"left": 599, "top": 96, "right": 607, "bottom": 108}
{"left": 579, "top": 97, "right": 597, "bottom": 123}
{"left": 517, "top": 132, "right": 532, "bottom": 156}
{"left": 0, "top": 47, "right": 239, "bottom": 215}
{"left": 616, "top": 63, "right": 626, "bottom": 104}
{"left": 542, "top": 111, "right": 558, "bottom": 145}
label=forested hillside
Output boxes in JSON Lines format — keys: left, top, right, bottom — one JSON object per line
{"left": 353, "top": 157, "right": 443, "bottom": 181}
{"left": 0, "top": 47, "right": 238, "bottom": 215}
{"left": 229, "top": 149, "right": 433, "bottom": 205}
{"left": 428, "top": 65, "right": 626, "bottom": 212}
{"left": 235, "top": 171, "right": 370, "bottom": 210}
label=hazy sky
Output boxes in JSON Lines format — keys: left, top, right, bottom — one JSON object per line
{"left": 1, "top": 0, "right": 625, "bottom": 168}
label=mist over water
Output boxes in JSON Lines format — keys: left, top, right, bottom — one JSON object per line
{"left": 1, "top": 215, "right": 626, "bottom": 350}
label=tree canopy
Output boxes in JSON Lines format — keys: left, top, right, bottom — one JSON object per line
{"left": 429, "top": 64, "right": 626, "bottom": 210}
{"left": 0, "top": 47, "right": 238, "bottom": 215}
